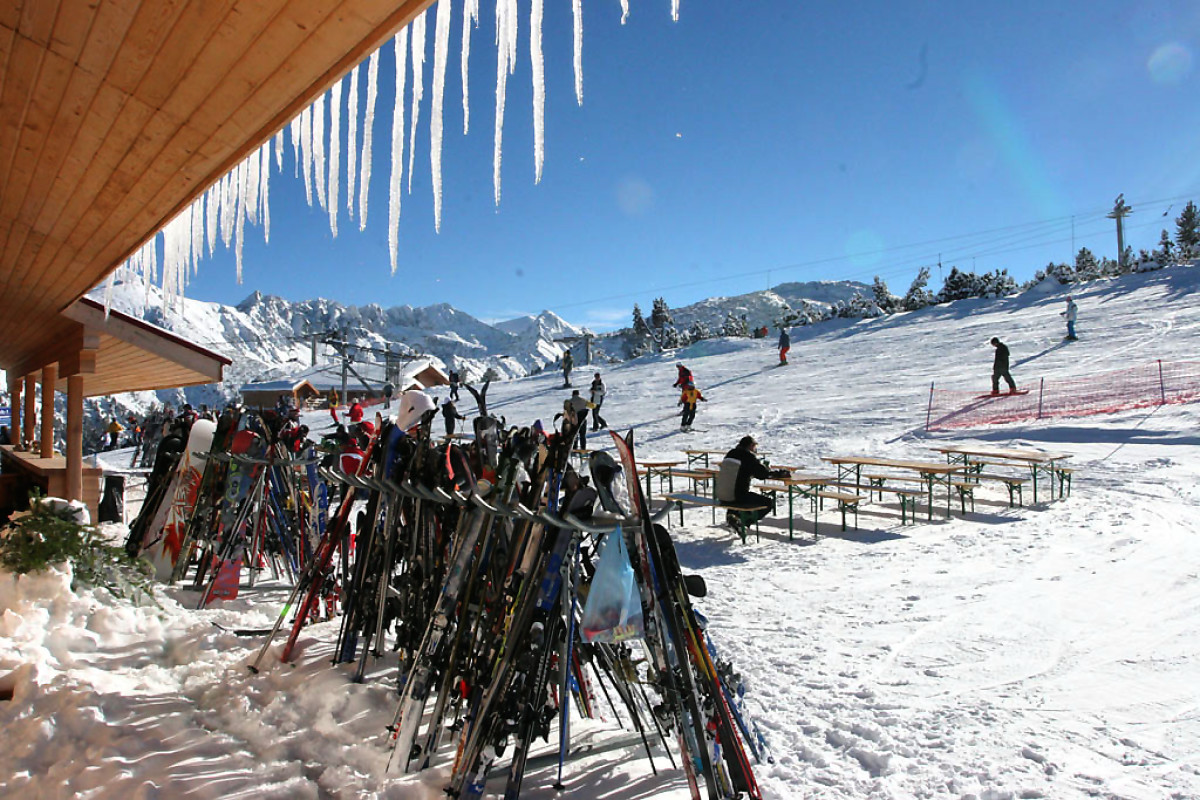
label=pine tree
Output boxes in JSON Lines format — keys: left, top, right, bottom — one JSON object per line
{"left": 902, "top": 266, "right": 935, "bottom": 311}
{"left": 936, "top": 267, "right": 979, "bottom": 303}
{"left": 689, "top": 319, "right": 710, "bottom": 341}
{"left": 871, "top": 276, "right": 897, "bottom": 314}
{"left": 1157, "top": 229, "right": 1174, "bottom": 266}
{"left": 632, "top": 304, "right": 651, "bottom": 336}
{"left": 650, "top": 297, "right": 673, "bottom": 331}
{"left": 1074, "top": 247, "right": 1100, "bottom": 280}
{"left": 1176, "top": 201, "right": 1199, "bottom": 257}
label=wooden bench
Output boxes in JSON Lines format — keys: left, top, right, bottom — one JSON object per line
{"left": 1054, "top": 467, "right": 1073, "bottom": 498}
{"left": 951, "top": 481, "right": 977, "bottom": 514}
{"left": 663, "top": 492, "right": 770, "bottom": 543}
{"left": 971, "top": 473, "right": 1028, "bottom": 507}
{"left": 815, "top": 490, "right": 864, "bottom": 532}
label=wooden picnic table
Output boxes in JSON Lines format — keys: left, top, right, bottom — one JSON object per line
{"left": 754, "top": 473, "right": 833, "bottom": 539}
{"left": 931, "top": 445, "right": 1073, "bottom": 503}
{"left": 821, "top": 455, "right": 966, "bottom": 520}
{"left": 639, "top": 460, "right": 684, "bottom": 499}
{"left": 683, "top": 449, "right": 726, "bottom": 469}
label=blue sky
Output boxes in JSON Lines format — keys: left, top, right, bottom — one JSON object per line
{"left": 183, "top": 0, "right": 1200, "bottom": 330}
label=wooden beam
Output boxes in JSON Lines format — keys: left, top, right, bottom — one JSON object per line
{"left": 66, "top": 373, "right": 83, "bottom": 502}
{"left": 22, "top": 373, "right": 35, "bottom": 449}
{"left": 7, "top": 371, "right": 20, "bottom": 447}
{"left": 40, "top": 362, "right": 57, "bottom": 457}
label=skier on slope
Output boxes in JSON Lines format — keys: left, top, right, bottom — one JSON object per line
{"left": 448, "top": 369, "right": 461, "bottom": 401}
{"left": 716, "top": 435, "right": 789, "bottom": 531}
{"left": 561, "top": 349, "right": 574, "bottom": 388}
{"left": 678, "top": 382, "right": 707, "bottom": 432}
{"left": 990, "top": 337, "right": 1018, "bottom": 394}
{"left": 441, "top": 398, "right": 467, "bottom": 437}
{"left": 778, "top": 328, "right": 791, "bottom": 365}
{"left": 673, "top": 363, "right": 694, "bottom": 389}
{"left": 1061, "top": 296, "right": 1078, "bottom": 340}
{"left": 589, "top": 372, "right": 608, "bottom": 431}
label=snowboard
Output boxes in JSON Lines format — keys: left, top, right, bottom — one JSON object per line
{"left": 145, "top": 419, "right": 217, "bottom": 578}
{"left": 204, "top": 428, "right": 268, "bottom": 604}
{"left": 975, "top": 389, "right": 1031, "bottom": 399}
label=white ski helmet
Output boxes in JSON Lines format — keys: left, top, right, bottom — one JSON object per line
{"left": 395, "top": 389, "right": 435, "bottom": 430}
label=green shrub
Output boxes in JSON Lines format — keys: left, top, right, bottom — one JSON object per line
{"left": 0, "top": 497, "right": 156, "bottom": 604}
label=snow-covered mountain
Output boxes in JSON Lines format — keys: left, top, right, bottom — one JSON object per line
{"left": 669, "top": 279, "right": 872, "bottom": 332}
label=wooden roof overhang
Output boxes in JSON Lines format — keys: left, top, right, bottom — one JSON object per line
{"left": 46, "top": 296, "right": 232, "bottom": 397}
{"left": 0, "top": 0, "right": 437, "bottom": 382}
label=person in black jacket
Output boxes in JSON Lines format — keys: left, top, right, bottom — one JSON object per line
{"left": 716, "top": 435, "right": 789, "bottom": 528}
{"left": 441, "top": 398, "right": 467, "bottom": 436}
{"left": 990, "top": 337, "right": 1017, "bottom": 394}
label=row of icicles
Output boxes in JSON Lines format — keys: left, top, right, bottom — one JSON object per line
{"left": 107, "top": 0, "right": 680, "bottom": 313}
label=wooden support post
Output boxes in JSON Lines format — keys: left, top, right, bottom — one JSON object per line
{"left": 40, "top": 364, "right": 58, "bottom": 458}
{"left": 66, "top": 375, "right": 84, "bottom": 503}
{"left": 8, "top": 375, "right": 20, "bottom": 448}
{"left": 23, "top": 374, "right": 36, "bottom": 449}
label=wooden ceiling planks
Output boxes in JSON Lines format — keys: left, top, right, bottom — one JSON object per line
{"left": 0, "top": 0, "right": 436, "bottom": 390}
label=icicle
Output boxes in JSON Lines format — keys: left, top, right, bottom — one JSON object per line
{"left": 431, "top": 0, "right": 452, "bottom": 231}
{"left": 672, "top": 0, "right": 679, "bottom": 22}
{"left": 572, "top": 0, "right": 583, "bottom": 105}
{"left": 274, "top": 129, "right": 284, "bottom": 171}
{"left": 190, "top": 197, "right": 204, "bottom": 276}
{"left": 329, "top": 78, "right": 342, "bottom": 237}
{"left": 300, "top": 105, "right": 314, "bottom": 205}
{"left": 290, "top": 117, "right": 302, "bottom": 177}
{"left": 205, "top": 184, "right": 218, "bottom": 256}
{"left": 389, "top": 28, "right": 410, "bottom": 273}
{"left": 245, "top": 147, "right": 261, "bottom": 225}
{"left": 314, "top": 91, "right": 327, "bottom": 210}
{"left": 619, "top": 0, "right": 629, "bottom": 24}
{"left": 462, "top": 0, "right": 480, "bottom": 134}
{"left": 220, "top": 172, "right": 235, "bottom": 248}
{"left": 347, "top": 65, "right": 360, "bottom": 219}
{"left": 532, "top": 0, "right": 545, "bottom": 183}
{"left": 103, "top": 271, "right": 115, "bottom": 316}
{"left": 235, "top": 160, "right": 248, "bottom": 283}
{"left": 408, "top": 10, "right": 427, "bottom": 195}
{"left": 260, "top": 143, "right": 272, "bottom": 242}
{"left": 360, "top": 48, "right": 380, "bottom": 230}
{"left": 494, "top": 0, "right": 518, "bottom": 206}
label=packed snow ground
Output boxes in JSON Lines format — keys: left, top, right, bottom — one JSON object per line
{"left": 3, "top": 266, "right": 1200, "bottom": 799}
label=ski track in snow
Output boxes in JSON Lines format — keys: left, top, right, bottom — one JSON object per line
{"left": 4, "top": 267, "right": 1200, "bottom": 798}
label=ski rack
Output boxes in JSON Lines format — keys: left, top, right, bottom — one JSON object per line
{"left": 317, "top": 463, "right": 677, "bottom": 534}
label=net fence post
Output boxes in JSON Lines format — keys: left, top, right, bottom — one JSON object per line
{"left": 926, "top": 382, "right": 935, "bottom": 431}
{"left": 1037, "top": 377, "right": 1045, "bottom": 419}
{"left": 1158, "top": 360, "right": 1166, "bottom": 405}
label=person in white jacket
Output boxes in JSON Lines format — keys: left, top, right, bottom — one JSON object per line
{"left": 1062, "top": 296, "right": 1078, "bottom": 340}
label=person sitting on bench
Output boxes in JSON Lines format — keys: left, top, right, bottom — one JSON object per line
{"left": 716, "top": 435, "right": 789, "bottom": 529}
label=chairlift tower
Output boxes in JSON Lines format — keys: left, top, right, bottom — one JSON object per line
{"left": 1108, "top": 194, "right": 1133, "bottom": 268}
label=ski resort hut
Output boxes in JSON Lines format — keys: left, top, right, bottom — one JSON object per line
{"left": 0, "top": 0, "right": 439, "bottom": 520}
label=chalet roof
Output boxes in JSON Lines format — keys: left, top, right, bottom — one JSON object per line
{"left": 0, "top": 0, "right": 436, "bottom": 382}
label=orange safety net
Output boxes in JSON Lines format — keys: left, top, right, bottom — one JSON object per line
{"left": 926, "top": 360, "right": 1200, "bottom": 430}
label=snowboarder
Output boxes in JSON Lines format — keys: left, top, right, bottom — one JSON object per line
{"left": 673, "top": 363, "right": 694, "bottom": 389}
{"left": 448, "top": 369, "right": 461, "bottom": 401}
{"left": 441, "top": 398, "right": 467, "bottom": 437}
{"left": 990, "top": 337, "right": 1017, "bottom": 394}
{"left": 778, "top": 328, "right": 791, "bottom": 365}
{"left": 589, "top": 372, "right": 608, "bottom": 431}
{"left": 678, "top": 383, "right": 706, "bottom": 431}
{"left": 1061, "top": 296, "right": 1078, "bottom": 340}
{"left": 716, "top": 435, "right": 789, "bottom": 532}
{"left": 561, "top": 349, "right": 574, "bottom": 387}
